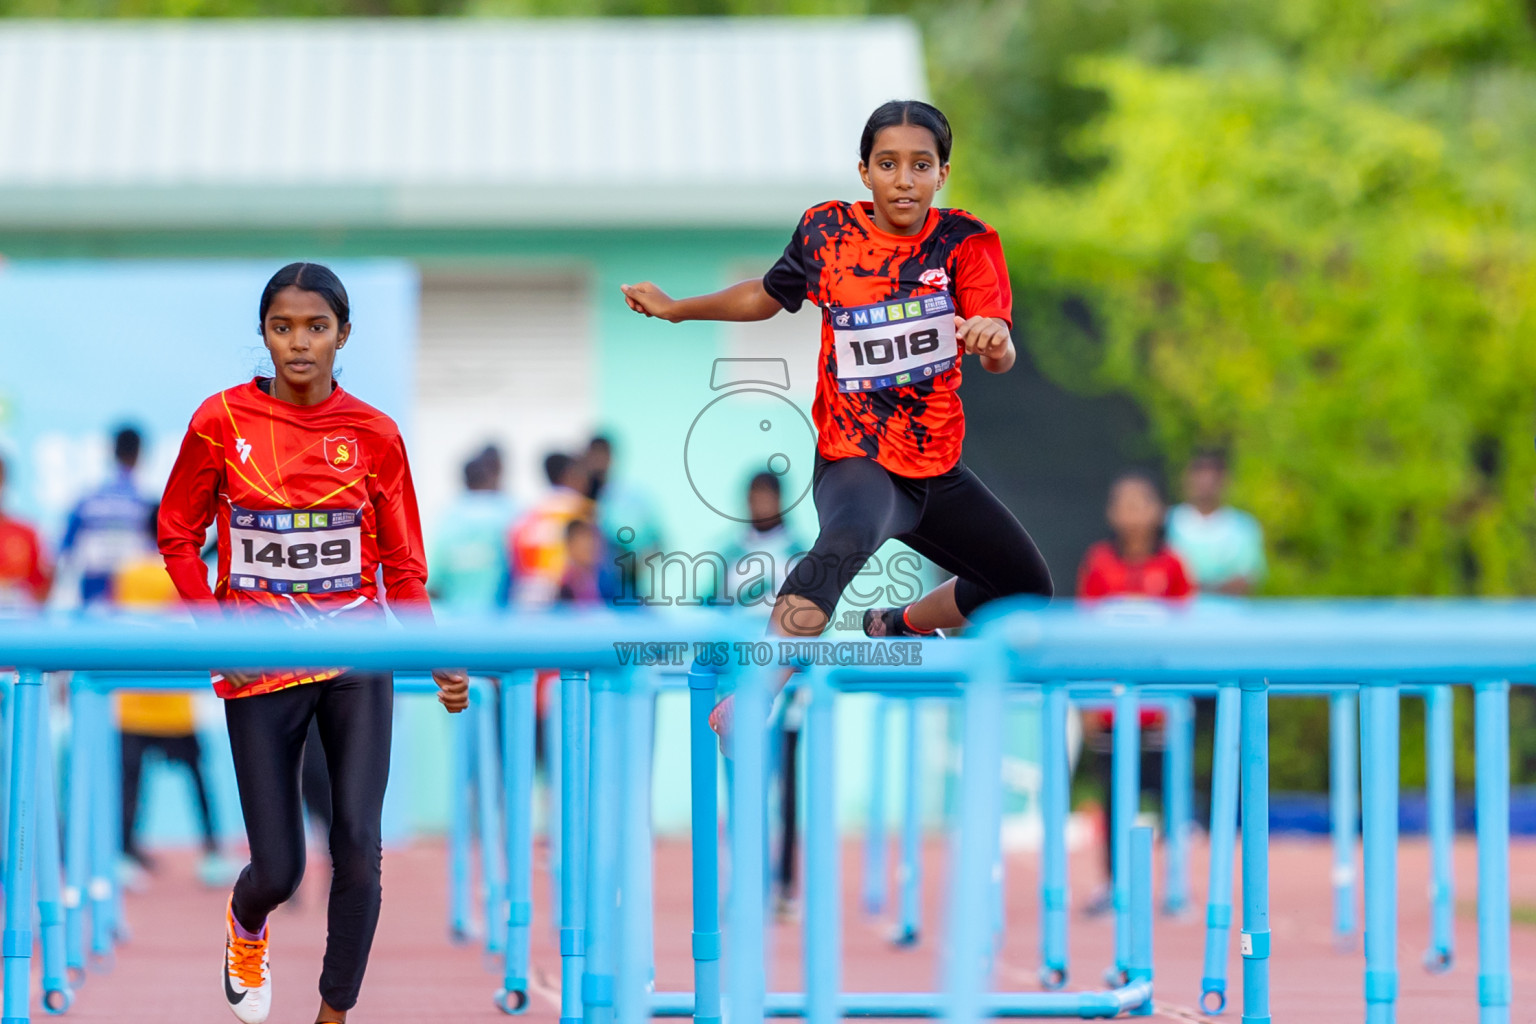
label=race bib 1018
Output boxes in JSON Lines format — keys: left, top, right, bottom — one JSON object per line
{"left": 228, "top": 505, "right": 363, "bottom": 596}
{"left": 830, "top": 292, "right": 958, "bottom": 393}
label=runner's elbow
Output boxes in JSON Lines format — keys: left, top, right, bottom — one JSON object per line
{"left": 745, "top": 282, "right": 782, "bottom": 321}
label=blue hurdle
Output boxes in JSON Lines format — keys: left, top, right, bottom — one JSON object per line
{"left": 0, "top": 604, "right": 1527, "bottom": 1022}
{"left": 497, "top": 670, "right": 537, "bottom": 1014}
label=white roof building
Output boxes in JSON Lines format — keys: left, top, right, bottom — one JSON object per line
{"left": 0, "top": 18, "right": 927, "bottom": 228}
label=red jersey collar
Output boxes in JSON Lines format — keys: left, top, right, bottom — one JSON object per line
{"left": 851, "top": 200, "right": 940, "bottom": 246}
{"left": 246, "top": 376, "right": 347, "bottom": 413}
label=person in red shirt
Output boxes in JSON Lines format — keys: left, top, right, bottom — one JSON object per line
{"left": 0, "top": 454, "right": 50, "bottom": 613}
{"left": 1074, "top": 470, "right": 1194, "bottom": 913}
{"left": 1078, "top": 471, "right": 1195, "bottom": 602}
{"left": 158, "top": 263, "right": 468, "bottom": 1024}
{"left": 622, "top": 101, "right": 1053, "bottom": 734}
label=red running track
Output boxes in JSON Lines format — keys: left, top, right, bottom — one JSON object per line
{"left": 49, "top": 835, "right": 1536, "bottom": 1022}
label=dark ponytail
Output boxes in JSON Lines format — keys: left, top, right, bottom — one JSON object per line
{"left": 258, "top": 262, "right": 350, "bottom": 329}
{"left": 859, "top": 100, "right": 953, "bottom": 165}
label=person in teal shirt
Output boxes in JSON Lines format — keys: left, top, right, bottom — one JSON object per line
{"left": 428, "top": 446, "right": 516, "bottom": 614}
{"left": 1166, "top": 449, "right": 1266, "bottom": 596}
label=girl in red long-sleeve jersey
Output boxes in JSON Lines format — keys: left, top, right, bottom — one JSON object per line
{"left": 159, "top": 263, "right": 468, "bottom": 1024}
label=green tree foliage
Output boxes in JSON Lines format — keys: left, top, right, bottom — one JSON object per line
{"left": 1005, "top": 54, "right": 1536, "bottom": 598}
{"left": 967, "top": 0, "right": 1536, "bottom": 790}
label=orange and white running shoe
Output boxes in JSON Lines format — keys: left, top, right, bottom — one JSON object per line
{"left": 223, "top": 896, "right": 271, "bottom": 1023}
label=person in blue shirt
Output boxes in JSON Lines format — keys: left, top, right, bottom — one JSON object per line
{"left": 1166, "top": 449, "right": 1266, "bottom": 596}
{"left": 60, "top": 426, "right": 156, "bottom": 607}
{"left": 428, "top": 445, "right": 517, "bottom": 614}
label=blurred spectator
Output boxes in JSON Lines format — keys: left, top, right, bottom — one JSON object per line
{"left": 428, "top": 445, "right": 516, "bottom": 615}
{"left": 60, "top": 426, "right": 155, "bottom": 608}
{"left": 555, "top": 518, "right": 611, "bottom": 606}
{"left": 719, "top": 472, "right": 806, "bottom": 610}
{"left": 1078, "top": 471, "right": 1195, "bottom": 601}
{"left": 112, "top": 520, "right": 238, "bottom": 888}
{"left": 0, "top": 453, "right": 51, "bottom": 613}
{"left": 1167, "top": 449, "right": 1266, "bottom": 596}
{"left": 1074, "top": 471, "right": 1193, "bottom": 914}
{"left": 508, "top": 452, "right": 593, "bottom": 609}
{"left": 583, "top": 435, "right": 612, "bottom": 502}
{"left": 585, "top": 434, "right": 664, "bottom": 602}
{"left": 513, "top": 452, "right": 596, "bottom": 799}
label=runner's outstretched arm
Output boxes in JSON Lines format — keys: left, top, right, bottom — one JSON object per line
{"left": 620, "top": 279, "right": 783, "bottom": 323}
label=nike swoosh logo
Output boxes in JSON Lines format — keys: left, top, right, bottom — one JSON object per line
{"left": 224, "top": 950, "right": 247, "bottom": 1005}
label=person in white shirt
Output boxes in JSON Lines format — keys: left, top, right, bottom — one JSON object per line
{"left": 1166, "top": 449, "right": 1266, "bottom": 597}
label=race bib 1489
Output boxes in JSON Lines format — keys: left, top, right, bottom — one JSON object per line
{"left": 830, "top": 291, "right": 958, "bottom": 393}
{"left": 228, "top": 505, "right": 363, "bottom": 595}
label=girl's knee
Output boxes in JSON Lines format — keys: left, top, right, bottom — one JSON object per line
{"left": 328, "top": 824, "right": 383, "bottom": 885}
{"left": 247, "top": 857, "right": 305, "bottom": 907}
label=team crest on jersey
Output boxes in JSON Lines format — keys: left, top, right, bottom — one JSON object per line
{"left": 919, "top": 268, "right": 950, "bottom": 290}
{"left": 323, "top": 436, "right": 361, "bottom": 473}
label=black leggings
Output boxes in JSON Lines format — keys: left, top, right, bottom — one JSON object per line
{"left": 225, "top": 672, "right": 393, "bottom": 1012}
{"left": 780, "top": 455, "right": 1054, "bottom": 619}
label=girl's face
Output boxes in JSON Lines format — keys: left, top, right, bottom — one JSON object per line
{"left": 859, "top": 123, "right": 949, "bottom": 235}
{"left": 1107, "top": 478, "right": 1165, "bottom": 543}
{"left": 747, "top": 484, "right": 781, "bottom": 526}
{"left": 262, "top": 286, "right": 349, "bottom": 393}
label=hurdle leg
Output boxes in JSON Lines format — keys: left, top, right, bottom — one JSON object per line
{"left": 863, "top": 697, "right": 890, "bottom": 916}
{"left": 34, "top": 691, "right": 70, "bottom": 1014}
{"left": 104, "top": 719, "right": 126, "bottom": 943}
{"left": 474, "top": 681, "right": 509, "bottom": 956}
{"left": 1199, "top": 680, "right": 1239, "bottom": 1014}
{"left": 498, "top": 672, "right": 536, "bottom": 1015}
{"left": 1239, "top": 677, "right": 1271, "bottom": 1024}
{"left": 616, "top": 674, "right": 654, "bottom": 1024}
{"left": 1329, "top": 690, "right": 1358, "bottom": 948}
{"left": 86, "top": 690, "right": 115, "bottom": 961}
{"left": 941, "top": 642, "right": 1007, "bottom": 1024}
{"left": 64, "top": 682, "right": 91, "bottom": 986}
{"left": 0, "top": 674, "right": 12, "bottom": 879}
{"left": 895, "top": 697, "right": 922, "bottom": 946}
{"left": 448, "top": 699, "right": 474, "bottom": 943}
{"left": 1127, "top": 826, "right": 1155, "bottom": 1016}
{"left": 2, "top": 669, "right": 44, "bottom": 1024}
{"left": 1038, "top": 682, "right": 1069, "bottom": 989}
{"left": 804, "top": 669, "right": 840, "bottom": 1024}
{"left": 582, "top": 674, "right": 623, "bottom": 1024}
{"left": 1162, "top": 696, "right": 1193, "bottom": 916}
{"left": 728, "top": 665, "right": 772, "bottom": 1024}
{"left": 1474, "top": 680, "right": 1510, "bottom": 1024}
{"left": 685, "top": 663, "right": 721, "bottom": 1024}
{"left": 546, "top": 678, "right": 562, "bottom": 942}
{"left": 559, "top": 669, "right": 590, "bottom": 1024}
{"left": 1424, "top": 684, "right": 1454, "bottom": 972}
{"left": 1110, "top": 683, "right": 1140, "bottom": 982}
{"left": 1361, "top": 681, "right": 1400, "bottom": 1024}
{"left": 638, "top": 682, "right": 656, "bottom": 991}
